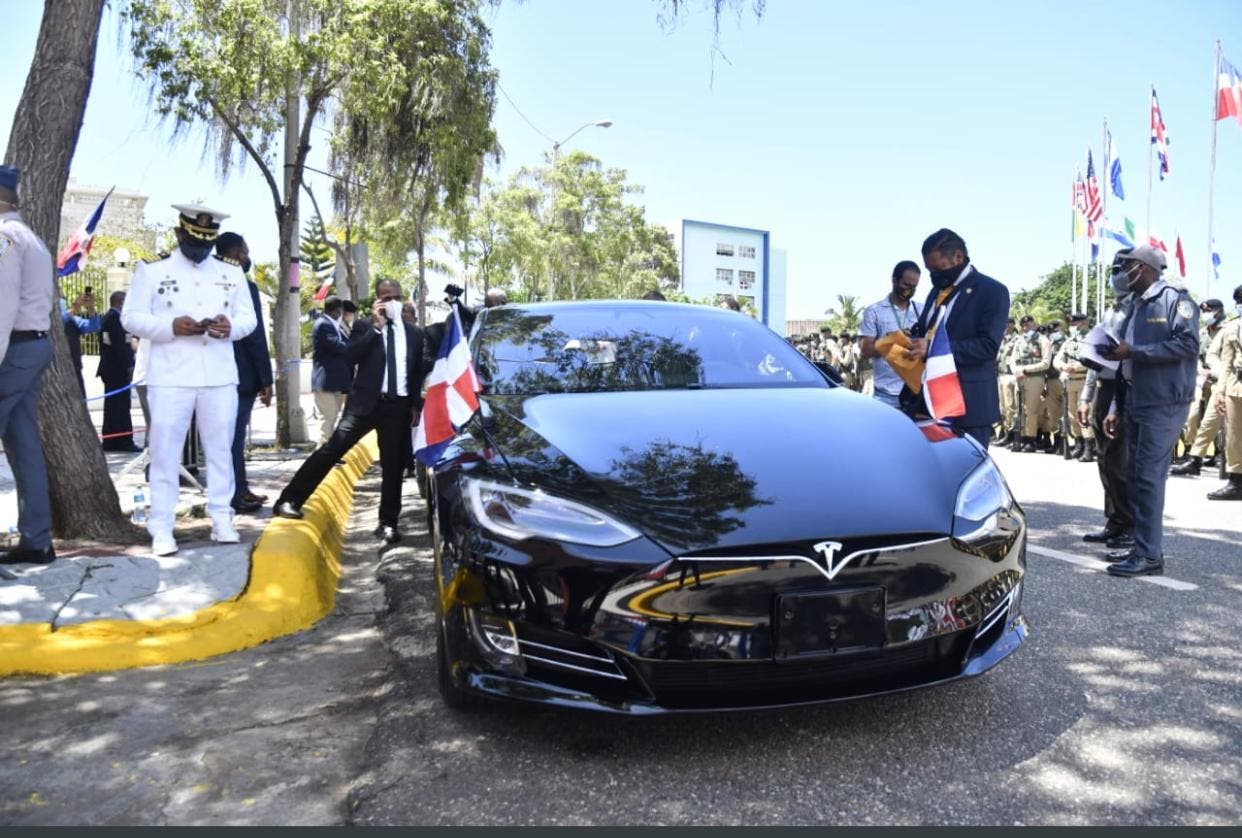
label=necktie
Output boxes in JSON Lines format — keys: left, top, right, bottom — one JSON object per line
{"left": 385, "top": 320, "right": 398, "bottom": 397}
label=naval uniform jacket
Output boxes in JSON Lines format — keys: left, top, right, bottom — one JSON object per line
{"left": 121, "top": 251, "right": 257, "bottom": 387}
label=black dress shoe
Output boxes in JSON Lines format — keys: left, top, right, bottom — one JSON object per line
{"left": 1107, "top": 554, "right": 1164, "bottom": 577}
{"left": 103, "top": 443, "right": 143, "bottom": 453}
{"left": 1207, "top": 482, "right": 1242, "bottom": 501}
{"left": 1083, "top": 528, "right": 1124, "bottom": 543}
{"left": 274, "top": 500, "right": 304, "bottom": 519}
{"left": 242, "top": 491, "right": 269, "bottom": 504}
{"left": 1170, "top": 458, "right": 1201, "bottom": 476}
{"left": 375, "top": 524, "right": 402, "bottom": 544}
{"left": 232, "top": 497, "right": 264, "bottom": 514}
{"left": 1105, "top": 532, "right": 1136, "bottom": 549}
{"left": 1104, "top": 548, "right": 1136, "bottom": 563}
{"left": 0, "top": 545, "right": 56, "bottom": 565}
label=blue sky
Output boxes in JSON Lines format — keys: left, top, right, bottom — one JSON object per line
{"left": 3, "top": 0, "right": 1241, "bottom": 319}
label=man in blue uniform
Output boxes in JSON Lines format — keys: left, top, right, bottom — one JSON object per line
{"left": 1101, "top": 245, "right": 1199, "bottom": 577}
{"left": 98, "top": 290, "right": 139, "bottom": 452}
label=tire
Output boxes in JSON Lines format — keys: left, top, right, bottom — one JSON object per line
{"left": 437, "top": 618, "right": 485, "bottom": 712}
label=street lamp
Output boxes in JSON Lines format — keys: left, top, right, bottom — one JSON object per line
{"left": 551, "top": 119, "right": 613, "bottom": 161}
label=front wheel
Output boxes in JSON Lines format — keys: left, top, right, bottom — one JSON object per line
{"left": 437, "top": 619, "right": 485, "bottom": 712}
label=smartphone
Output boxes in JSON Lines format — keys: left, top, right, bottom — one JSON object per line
{"left": 198, "top": 317, "right": 215, "bottom": 328}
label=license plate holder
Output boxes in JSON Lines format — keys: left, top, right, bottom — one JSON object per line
{"left": 775, "top": 587, "right": 885, "bottom": 658}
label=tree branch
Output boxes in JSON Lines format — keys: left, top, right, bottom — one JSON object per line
{"left": 207, "top": 98, "right": 284, "bottom": 220}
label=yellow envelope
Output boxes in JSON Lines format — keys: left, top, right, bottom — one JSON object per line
{"left": 874, "top": 330, "right": 925, "bottom": 394}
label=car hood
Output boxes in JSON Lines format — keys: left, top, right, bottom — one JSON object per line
{"left": 482, "top": 387, "right": 984, "bottom": 556}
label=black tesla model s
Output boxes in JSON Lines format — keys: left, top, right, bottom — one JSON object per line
{"left": 427, "top": 300, "right": 1027, "bottom": 714}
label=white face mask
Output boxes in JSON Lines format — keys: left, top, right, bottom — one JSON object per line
{"left": 1049, "top": 330, "right": 1062, "bottom": 341}
{"left": 381, "top": 299, "right": 402, "bottom": 323}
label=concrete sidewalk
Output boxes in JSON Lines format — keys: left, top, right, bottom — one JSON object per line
{"left": 0, "top": 382, "right": 367, "bottom": 675}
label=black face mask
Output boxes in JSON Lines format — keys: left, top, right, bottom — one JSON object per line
{"left": 929, "top": 264, "right": 963, "bottom": 289}
{"left": 894, "top": 285, "right": 916, "bottom": 301}
{"left": 240, "top": 257, "right": 252, "bottom": 274}
{"left": 180, "top": 239, "right": 214, "bottom": 264}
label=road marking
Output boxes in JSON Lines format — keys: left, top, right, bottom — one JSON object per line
{"left": 1027, "top": 544, "right": 1199, "bottom": 591}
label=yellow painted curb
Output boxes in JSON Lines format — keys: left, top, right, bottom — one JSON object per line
{"left": 0, "top": 433, "right": 379, "bottom": 677}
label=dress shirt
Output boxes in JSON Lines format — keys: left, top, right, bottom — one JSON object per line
{"left": 378, "top": 317, "right": 409, "bottom": 397}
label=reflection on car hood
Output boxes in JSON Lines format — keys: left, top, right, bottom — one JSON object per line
{"left": 484, "top": 387, "right": 983, "bottom": 555}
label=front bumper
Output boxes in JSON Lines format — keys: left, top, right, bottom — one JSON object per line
{"left": 437, "top": 519, "right": 1028, "bottom": 714}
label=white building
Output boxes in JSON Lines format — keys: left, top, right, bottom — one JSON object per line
{"left": 678, "top": 219, "right": 786, "bottom": 334}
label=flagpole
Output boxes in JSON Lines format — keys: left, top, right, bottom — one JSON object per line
{"left": 1208, "top": 41, "right": 1221, "bottom": 298}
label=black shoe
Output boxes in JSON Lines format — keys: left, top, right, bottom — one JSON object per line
{"left": 1105, "top": 532, "right": 1136, "bottom": 549}
{"left": 1207, "top": 482, "right": 1242, "bottom": 501}
{"left": 1104, "top": 548, "right": 1136, "bottom": 563}
{"left": 1078, "top": 440, "right": 1097, "bottom": 463}
{"left": 1204, "top": 454, "right": 1221, "bottom": 469}
{"left": 274, "top": 500, "right": 304, "bottom": 520}
{"left": 1083, "top": 527, "right": 1125, "bottom": 543}
{"left": 1019, "top": 437, "right": 1037, "bottom": 453}
{"left": 232, "top": 497, "right": 264, "bottom": 514}
{"left": 242, "top": 491, "right": 269, "bottom": 504}
{"left": 1171, "top": 457, "right": 1202, "bottom": 476}
{"left": 375, "top": 524, "right": 402, "bottom": 545}
{"left": 1107, "top": 554, "right": 1164, "bottom": 577}
{"left": 0, "top": 545, "right": 56, "bottom": 565}
{"left": 103, "top": 443, "right": 143, "bottom": 453}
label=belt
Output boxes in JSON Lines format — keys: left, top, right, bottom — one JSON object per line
{"left": 9, "top": 330, "right": 48, "bottom": 342}
{"left": 379, "top": 394, "right": 409, "bottom": 402}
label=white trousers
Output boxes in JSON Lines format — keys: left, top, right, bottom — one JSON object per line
{"left": 147, "top": 385, "right": 238, "bottom": 536}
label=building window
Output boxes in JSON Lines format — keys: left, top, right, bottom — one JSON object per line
{"left": 716, "top": 268, "right": 734, "bottom": 283}
{"left": 739, "top": 245, "right": 756, "bottom": 259}
{"left": 738, "top": 270, "right": 756, "bottom": 290}
{"left": 716, "top": 243, "right": 734, "bottom": 257}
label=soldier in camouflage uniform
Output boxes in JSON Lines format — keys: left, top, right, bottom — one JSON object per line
{"left": 1055, "top": 313, "right": 1094, "bottom": 461}
{"left": 996, "top": 318, "right": 1018, "bottom": 446}
{"left": 1012, "top": 315, "right": 1049, "bottom": 452}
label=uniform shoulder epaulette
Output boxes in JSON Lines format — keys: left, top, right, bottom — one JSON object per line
{"left": 214, "top": 254, "right": 240, "bottom": 267}
{"left": 142, "top": 252, "right": 171, "bottom": 264}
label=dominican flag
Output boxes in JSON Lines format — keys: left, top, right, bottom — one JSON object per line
{"left": 922, "top": 326, "right": 965, "bottom": 422}
{"left": 413, "top": 305, "right": 481, "bottom": 465}
{"left": 1084, "top": 150, "right": 1103, "bottom": 223}
{"left": 1149, "top": 233, "right": 1169, "bottom": 253}
{"left": 55, "top": 187, "right": 112, "bottom": 277}
{"left": 1175, "top": 234, "right": 1187, "bottom": 278}
{"left": 1151, "top": 88, "right": 1170, "bottom": 180}
{"left": 1218, "top": 55, "right": 1242, "bottom": 126}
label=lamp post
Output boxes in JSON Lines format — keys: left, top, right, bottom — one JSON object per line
{"left": 545, "top": 119, "right": 612, "bottom": 301}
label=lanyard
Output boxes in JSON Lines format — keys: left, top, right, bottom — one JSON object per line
{"left": 887, "top": 298, "right": 919, "bottom": 333}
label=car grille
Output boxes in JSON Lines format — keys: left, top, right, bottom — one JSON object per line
{"left": 634, "top": 633, "right": 971, "bottom": 709}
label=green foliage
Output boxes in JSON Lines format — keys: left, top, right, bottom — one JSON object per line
{"left": 300, "top": 214, "right": 335, "bottom": 284}
{"left": 1011, "top": 262, "right": 1109, "bottom": 323}
{"left": 464, "top": 152, "right": 680, "bottom": 303}
{"left": 826, "top": 294, "right": 862, "bottom": 334}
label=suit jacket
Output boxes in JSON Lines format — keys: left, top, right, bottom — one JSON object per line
{"left": 233, "top": 279, "right": 274, "bottom": 394}
{"left": 311, "top": 314, "right": 352, "bottom": 393}
{"left": 911, "top": 265, "right": 1010, "bottom": 428}
{"left": 345, "top": 318, "right": 428, "bottom": 417}
{"left": 97, "top": 308, "right": 135, "bottom": 382}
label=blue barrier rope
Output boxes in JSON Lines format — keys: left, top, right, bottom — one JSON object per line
{"left": 83, "top": 381, "right": 141, "bottom": 402}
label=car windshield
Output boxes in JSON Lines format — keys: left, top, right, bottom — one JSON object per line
{"left": 474, "top": 304, "right": 828, "bottom": 395}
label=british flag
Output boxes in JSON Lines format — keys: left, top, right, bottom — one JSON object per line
{"left": 1151, "top": 88, "right": 1170, "bottom": 180}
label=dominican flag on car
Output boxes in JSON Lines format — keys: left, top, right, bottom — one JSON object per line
{"left": 922, "top": 325, "right": 965, "bottom": 422}
{"left": 56, "top": 187, "right": 112, "bottom": 277}
{"left": 413, "top": 305, "right": 481, "bottom": 465}
{"left": 1151, "top": 88, "right": 1170, "bottom": 180}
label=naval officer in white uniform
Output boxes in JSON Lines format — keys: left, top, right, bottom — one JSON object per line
{"left": 122, "top": 205, "right": 256, "bottom": 555}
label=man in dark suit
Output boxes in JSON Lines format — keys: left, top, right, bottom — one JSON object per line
{"left": 216, "top": 233, "right": 273, "bottom": 514}
{"left": 311, "top": 296, "right": 353, "bottom": 444}
{"left": 98, "top": 290, "right": 140, "bottom": 452}
{"left": 274, "top": 279, "right": 428, "bottom": 543}
{"left": 903, "top": 228, "right": 1010, "bottom": 449}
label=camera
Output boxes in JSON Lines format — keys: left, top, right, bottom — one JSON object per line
{"left": 444, "top": 283, "right": 464, "bottom": 302}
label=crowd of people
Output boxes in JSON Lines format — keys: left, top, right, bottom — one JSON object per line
{"left": 789, "top": 231, "right": 1225, "bottom": 578}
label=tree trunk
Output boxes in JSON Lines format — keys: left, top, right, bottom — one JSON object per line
{"left": 273, "top": 210, "right": 306, "bottom": 448}
{"left": 5, "top": 0, "right": 133, "bottom": 540}
{"left": 415, "top": 231, "right": 427, "bottom": 328}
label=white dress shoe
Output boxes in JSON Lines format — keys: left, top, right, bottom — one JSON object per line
{"left": 152, "top": 533, "right": 179, "bottom": 556}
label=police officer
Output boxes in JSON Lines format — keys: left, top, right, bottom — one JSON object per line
{"left": 1101, "top": 245, "right": 1199, "bottom": 577}
{"left": 1205, "top": 284, "right": 1242, "bottom": 500}
{"left": 1171, "top": 299, "right": 1229, "bottom": 477}
{"left": 1012, "top": 315, "right": 1048, "bottom": 451}
{"left": 1055, "top": 313, "right": 1094, "bottom": 461}
{"left": 122, "top": 205, "right": 257, "bottom": 556}
{"left": 0, "top": 164, "right": 57, "bottom": 565}
{"left": 996, "top": 319, "right": 1018, "bottom": 446}
{"left": 1039, "top": 320, "right": 1067, "bottom": 453}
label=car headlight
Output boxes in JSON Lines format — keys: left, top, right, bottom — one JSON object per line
{"left": 952, "top": 459, "right": 1020, "bottom": 551}
{"left": 464, "top": 477, "right": 641, "bottom": 547}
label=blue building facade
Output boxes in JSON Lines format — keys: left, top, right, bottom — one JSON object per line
{"left": 679, "top": 219, "right": 786, "bottom": 334}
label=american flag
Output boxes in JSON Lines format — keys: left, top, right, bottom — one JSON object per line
{"left": 1084, "top": 150, "right": 1103, "bottom": 223}
{"left": 1151, "top": 88, "right": 1170, "bottom": 180}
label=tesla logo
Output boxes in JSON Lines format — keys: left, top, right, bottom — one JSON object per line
{"left": 812, "top": 540, "right": 850, "bottom": 579}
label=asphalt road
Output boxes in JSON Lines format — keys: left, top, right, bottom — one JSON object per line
{"left": 3, "top": 446, "right": 1240, "bottom": 825}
